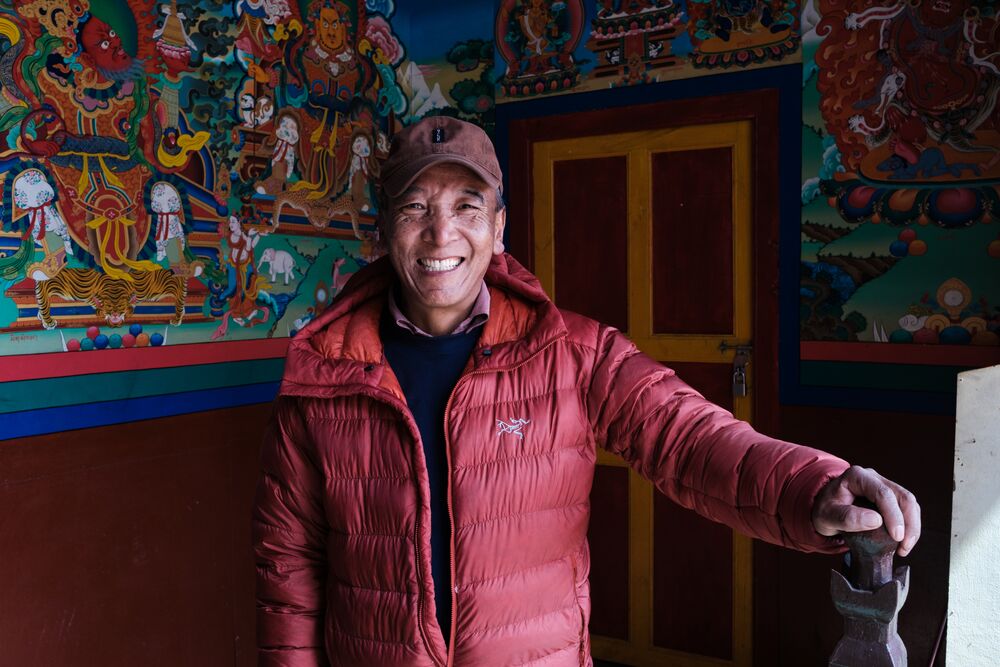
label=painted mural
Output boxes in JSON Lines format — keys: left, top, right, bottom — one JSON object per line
{"left": 395, "top": 0, "right": 496, "bottom": 132}
{"left": 0, "top": 0, "right": 497, "bottom": 389}
{"left": 800, "top": 0, "right": 1000, "bottom": 359}
{"left": 495, "top": 0, "right": 800, "bottom": 101}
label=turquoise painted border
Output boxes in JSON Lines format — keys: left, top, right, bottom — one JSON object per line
{"left": 0, "top": 358, "right": 285, "bottom": 414}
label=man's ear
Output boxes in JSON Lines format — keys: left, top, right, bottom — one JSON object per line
{"left": 493, "top": 207, "right": 506, "bottom": 255}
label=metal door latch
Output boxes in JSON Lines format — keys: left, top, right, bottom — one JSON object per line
{"left": 732, "top": 351, "right": 749, "bottom": 398}
{"left": 719, "top": 342, "right": 753, "bottom": 398}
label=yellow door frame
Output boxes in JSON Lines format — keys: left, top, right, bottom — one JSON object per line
{"left": 532, "top": 120, "right": 754, "bottom": 667}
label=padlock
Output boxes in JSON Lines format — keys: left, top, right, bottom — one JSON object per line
{"left": 732, "top": 350, "right": 749, "bottom": 398}
{"left": 732, "top": 365, "right": 747, "bottom": 398}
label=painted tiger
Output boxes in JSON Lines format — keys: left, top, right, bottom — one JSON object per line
{"left": 34, "top": 267, "right": 187, "bottom": 330}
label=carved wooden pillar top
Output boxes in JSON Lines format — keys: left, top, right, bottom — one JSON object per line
{"left": 829, "top": 525, "right": 910, "bottom": 667}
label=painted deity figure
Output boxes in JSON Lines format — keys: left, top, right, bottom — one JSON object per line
{"left": 211, "top": 215, "right": 271, "bottom": 339}
{"left": 75, "top": 14, "right": 146, "bottom": 105}
{"left": 237, "top": 93, "right": 273, "bottom": 126}
{"left": 304, "top": 2, "right": 360, "bottom": 100}
{"left": 347, "top": 131, "right": 376, "bottom": 212}
{"left": 515, "top": 0, "right": 573, "bottom": 74}
{"left": 31, "top": 13, "right": 164, "bottom": 281}
{"left": 272, "top": 114, "right": 299, "bottom": 177}
{"left": 149, "top": 182, "right": 186, "bottom": 263}
{"left": 836, "top": 0, "right": 1000, "bottom": 175}
{"left": 499, "top": 0, "right": 581, "bottom": 93}
{"left": 240, "top": 93, "right": 257, "bottom": 126}
{"left": 256, "top": 95, "right": 275, "bottom": 125}
{"left": 12, "top": 168, "right": 74, "bottom": 280}
{"left": 256, "top": 112, "right": 301, "bottom": 194}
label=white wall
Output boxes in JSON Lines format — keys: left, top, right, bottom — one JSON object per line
{"left": 948, "top": 364, "right": 1000, "bottom": 665}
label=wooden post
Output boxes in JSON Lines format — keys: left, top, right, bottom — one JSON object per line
{"left": 829, "top": 525, "right": 909, "bottom": 666}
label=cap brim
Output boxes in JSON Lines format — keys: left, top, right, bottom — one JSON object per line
{"left": 381, "top": 154, "right": 501, "bottom": 199}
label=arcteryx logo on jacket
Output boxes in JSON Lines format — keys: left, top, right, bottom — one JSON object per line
{"left": 496, "top": 417, "right": 530, "bottom": 439}
{"left": 253, "top": 253, "right": 849, "bottom": 667}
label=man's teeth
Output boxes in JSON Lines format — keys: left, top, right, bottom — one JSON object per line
{"left": 420, "top": 258, "right": 462, "bottom": 272}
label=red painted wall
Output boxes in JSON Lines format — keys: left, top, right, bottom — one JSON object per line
{"left": 2, "top": 401, "right": 951, "bottom": 666}
{"left": 0, "top": 405, "right": 269, "bottom": 667}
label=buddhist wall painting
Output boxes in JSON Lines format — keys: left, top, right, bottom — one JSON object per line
{"left": 393, "top": 0, "right": 496, "bottom": 132}
{"left": 800, "top": 0, "right": 1000, "bottom": 365}
{"left": 494, "top": 0, "right": 800, "bottom": 102}
{"left": 0, "top": 0, "right": 496, "bottom": 426}
{"left": 4, "top": 0, "right": 995, "bottom": 431}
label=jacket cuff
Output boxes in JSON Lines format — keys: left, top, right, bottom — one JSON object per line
{"left": 257, "top": 608, "right": 326, "bottom": 660}
{"left": 780, "top": 455, "right": 850, "bottom": 553}
{"left": 257, "top": 647, "right": 326, "bottom": 667}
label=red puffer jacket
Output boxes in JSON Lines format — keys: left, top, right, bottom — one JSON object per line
{"left": 254, "top": 253, "right": 849, "bottom": 667}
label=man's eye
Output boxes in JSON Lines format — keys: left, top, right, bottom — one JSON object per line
{"left": 100, "top": 40, "right": 110, "bottom": 49}
{"left": 109, "top": 29, "right": 116, "bottom": 37}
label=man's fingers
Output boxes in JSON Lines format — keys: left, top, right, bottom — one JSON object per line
{"left": 897, "top": 490, "right": 922, "bottom": 557}
{"left": 818, "top": 501, "right": 883, "bottom": 535}
{"left": 812, "top": 466, "right": 922, "bottom": 556}
{"left": 844, "top": 467, "right": 907, "bottom": 542}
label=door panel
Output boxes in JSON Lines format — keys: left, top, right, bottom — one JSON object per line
{"left": 588, "top": 465, "right": 631, "bottom": 641}
{"left": 653, "top": 494, "right": 734, "bottom": 660}
{"left": 532, "top": 120, "right": 754, "bottom": 667}
{"left": 552, "top": 156, "right": 630, "bottom": 332}
{"left": 650, "top": 148, "right": 734, "bottom": 335}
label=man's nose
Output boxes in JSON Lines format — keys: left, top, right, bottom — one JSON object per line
{"left": 423, "top": 210, "right": 458, "bottom": 245}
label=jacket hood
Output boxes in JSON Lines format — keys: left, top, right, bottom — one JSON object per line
{"left": 278, "top": 252, "right": 567, "bottom": 397}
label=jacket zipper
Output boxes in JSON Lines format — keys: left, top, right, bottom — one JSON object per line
{"left": 441, "top": 336, "right": 564, "bottom": 667}
{"left": 414, "top": 502, "right": 446, "bottom": 666}
{"left": 569, "top": 554, "right": 587, "bottom": 667}
{"left": 365, "top": 388, "right": 448, "bottom": 667}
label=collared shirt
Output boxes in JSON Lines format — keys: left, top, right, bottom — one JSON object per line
{"left": 387, "top": 280, "right": 490, "bottom": 337}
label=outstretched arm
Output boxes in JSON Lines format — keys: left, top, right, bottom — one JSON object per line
{"left": 587, "top": 325, "right": 921, "bottom": 554}
{"left": 587, "top": 325, "right": 849, "bottom": 553}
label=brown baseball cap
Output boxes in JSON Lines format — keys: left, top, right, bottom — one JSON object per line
{"left": 379, "top": 116, "right": 502, "bottom": 198}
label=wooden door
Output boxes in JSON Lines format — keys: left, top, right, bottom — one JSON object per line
{"left": 529, "top": 119, "right": 756, "bottom": 666}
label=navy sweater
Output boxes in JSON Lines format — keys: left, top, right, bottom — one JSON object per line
{"left": 380, "top": 314, "right": 482, "bottom": 645}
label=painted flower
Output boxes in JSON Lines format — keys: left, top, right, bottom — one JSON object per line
{"left": 365, "top": 16, "right": 403, "bottom": 65}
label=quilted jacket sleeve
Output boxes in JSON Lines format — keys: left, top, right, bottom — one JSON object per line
{"left": 587, "top": 326, "right": 849, "bottom": 553}
{"left": 253, "top": 397, "right": 329, "bottom": 666}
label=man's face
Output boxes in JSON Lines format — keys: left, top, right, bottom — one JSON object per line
{"left": 383, "top": 162, "right": 505, "bottom": 333}
{"left": 318, "top": 7, "right": 346, "bottom": 51}
{"left": 80, "top": 17, "right": 131, "bottom": 72}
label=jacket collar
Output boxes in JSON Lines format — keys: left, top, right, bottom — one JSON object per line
{"left": 279, "top": 253, "right": 567, "bottom": 398}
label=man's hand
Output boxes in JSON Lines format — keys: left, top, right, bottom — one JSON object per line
{"left": 812, "top": 465, "right": 921, "bottom": 557}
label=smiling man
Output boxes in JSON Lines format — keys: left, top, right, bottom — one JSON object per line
{"left": 253, "top": 117, "right": 920, "bottom": 667}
